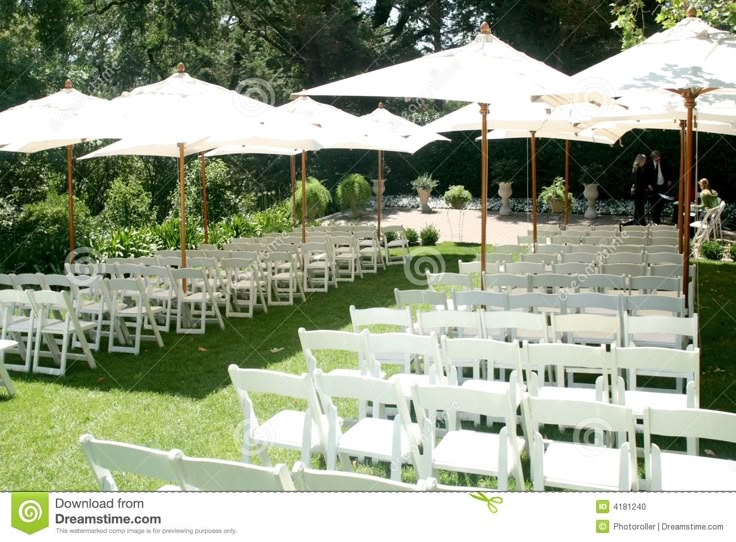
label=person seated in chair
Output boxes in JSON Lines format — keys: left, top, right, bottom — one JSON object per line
{"left": 693, "top": 178, "right": 719, "bottom": 210}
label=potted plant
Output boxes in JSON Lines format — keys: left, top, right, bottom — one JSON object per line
{"left": 491, "top": 158, "right": 520, "bottom": 216}
{"left": 539, "top": 176, "right": 572, "bottom": 213}
{"left": 443, "top": 185, "right": 472, "bottom": 209}
{"left": 580, "top": 164, "right": 604, "bottom": 219}
{"left": 411, "top": 173, "right": 439, "bottom": 213}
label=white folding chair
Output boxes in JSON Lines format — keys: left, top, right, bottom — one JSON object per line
{"left": 350, "top": 306, "right": 413, "bottom": 372}
{"left": 332, "top": 235, "right": 363, "bottom": 281}
{"left": 0, "top": 339, "right": 17, "bottom": 396}
{"left": 394, "top": 288, "right": 447, "bottom": 311}
{"left": 303, "top": 241, "right": 334, "bottom": 293}
{"left": 170, "top": 268, "right": 225, "bottom": 334}
{"left": 425, "top": 272, "right": 473, "bottom": 308}
{"left": 412, "top": 383, "right": 525, "bottom": 490}
{"left": 483, "top": 273, "right": 531, "bottom": 293}
{"left": 28, "top": 289, "right": 97, "bottom": 375}
{"left": 291, "top": 461, "right": 431, "bottom": 491}
{"left": 381, "top": 225, "right": 410, "bottom": 266}
{"left": 613, "top": 346, "right": 699, "bottom": 417}
{"left": 79, "top": 434, "right": 180, "bottom": 491}
{"left": 107, "top": 278, "right": 164, "bottom": 354}
{"left": 264, "top": 251, "right": 305, "bottom": 306}
{"left": 643, "top": 407, "right": 736, "bottom": 491}
{"left": 171, "top": 452, "right": 295, "bottom": 491}
{"left": 222, "top": 257, "right": 268, "bottom": 318}
{"left": 298, "top": 328, "right": 372, "bottom": 376}
{"left": 623, "top": 313, "right": 698, "bottom": 350}
{"left": 0, "top": 289, "right": 35, "bottom": 372}
{"left": 522, "top": 397, "right": 638, "bottom": 491}
{"left": 312, "top": 370, "right": 422, "bottom": 481}
{"left": 228, "top": 366, "right": 327, "bottom": 465}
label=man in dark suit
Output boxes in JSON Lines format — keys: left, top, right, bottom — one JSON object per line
{"left": 648, "top": 150, "right": 673, "bottom": 224}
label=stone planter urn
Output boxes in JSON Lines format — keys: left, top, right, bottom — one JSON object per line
{"left": 497, "top": 182, "right": 513, "bottom": 216}
{"left": 371, "top": 178, "right": 385, "bottom": 197}
{"left": 583, "top": 182, "right": 599, "bottom": 218}
{"left": 417, "top": 188, "right": 432, "bottom": 213}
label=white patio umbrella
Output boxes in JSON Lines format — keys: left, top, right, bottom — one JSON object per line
{"left": 427, "top": 99, "right": 622, "bottom": 243}
{"left": 298, "top": 22, "right": 572, "bottom": 271}
{"left": 207, "top": 96, "right": 427, "bottom": 241}
{"left": 360, "top": 103, "right": 449, "bottom": 237}
{"left": 79, "top": 63, "right": 274, "bottom": 266}
{"left": 0, "top": 80, "right": 107, "bottom": 258}
{"left": 536, "top": 8, "right": 736, "bottom": 298}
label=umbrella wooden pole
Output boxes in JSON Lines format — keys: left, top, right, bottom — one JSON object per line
{"left": 199, "top": 152, "right": 209, "bottom": 244}
{"left": 480, "top": 103, "right": 489, "bottom": 283}
{"left": 377, "top": 150, "right": 383, "bottom": 240}
{"left": 564, "top": 140, "right": 570, "bottom": 226}
{"left": 290, "top": 155, "right": 297, "bottom": 227}
{"left": 682, "top": 94, "right": 695, "bottom": 302}
{"left": 531, "top": 131, "right": 538, "bottom": 249}
{"left": 178, "top": 143, "right": 188, "bottom": 291}
{"left": 66, "top": 145, "right": 75, "bottom": 262}
{"left": 678, "top": 120, "right": 686, "bottom": 253}
{"left": 301, "top": 150, "right": 307, "bottom": 243}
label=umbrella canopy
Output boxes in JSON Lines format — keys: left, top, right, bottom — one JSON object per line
{"left": 537, "top": 10, "right": 736, "bottom": 302}
{"left": 298, "top": 25, "right": 570, "bottom": 104}
{"left": 0, "top": 80, "right": 107, "bottom": 151}
{"left": 358, "top": 103, "right": 449, "bottom": 237}
{"left": 0, "top": 80, "right": 108, "bottom": 259}
{"left": 298, "top": 23, "right": 572, "bottom": 274}
{"left": 78, "top": 64, "right": 277, "bottom": 269}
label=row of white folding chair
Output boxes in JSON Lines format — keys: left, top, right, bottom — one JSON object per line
{"left": 228, "top": 352, "right": 718, "bottom": 491}
{"left": 380, "top": 225, "right": 411, "bottom": 266}
{"left": 482, "top": 272, "right": 683, "bottom": 296}
{"left": 229, "top": 365, "right": 523, "bottom": 488}
{"left": 0, "top": 288, "right": 97, "bottom": 375}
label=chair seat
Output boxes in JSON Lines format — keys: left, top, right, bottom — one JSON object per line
{"left": 118, "top": 305, "right": 164, "bottom": 316}
{"left": 543, "top": 441, "right": 624, "bottom": 490}
{"left": 252, "top": 410, "right": 322, "bottom": 451}
{"left": 433, "top": 430, "right": 524, "bottom": 477}
{"left": 630, "top": 333, "right": 679, "bottom": 348}
{"left": 462, "top": 380, "right": 516, "bottom": 394}
{"left": 337, "top": 418, "right": 421, "bottom": 462}
{"left": 41, "top": 319, "right": 97, "bottom": 333}
{"left": 656, "top": 453, "right": 736, "bottom": 491}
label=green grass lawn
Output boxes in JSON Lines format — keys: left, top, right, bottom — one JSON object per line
{"left": 0, "top": 242, "right": 734, "bottom": 490}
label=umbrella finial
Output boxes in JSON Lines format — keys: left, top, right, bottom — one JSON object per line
{"left": 64, "top": 79, "right": 73, "bottom": 89}
{"left": 480, "top": 21, "right": 491, "bottom": 34}
{"left": 176, "top": 62, "right": 186, "bottom": 73}
{"left": 378, "top": 101, "right": 384, "bottom": 109}
{"left": 686, "top": 5, "right": 697, "bottom": 17}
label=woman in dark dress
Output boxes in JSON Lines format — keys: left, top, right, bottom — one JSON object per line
{"left": 631, "top": 153, "right": 649, "bottom": 225}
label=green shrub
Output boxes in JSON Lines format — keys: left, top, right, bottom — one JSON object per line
{"left": 700, "top": 240, "right": 724, "bottom": 260}
{"left": 294, "top": 177, "right": 331, "bottom": 220}
{"left": 405, "top": 227, "right": 419, "bottom": 246}
{"left": 4, "top": 191, "right": 93, "bottom": 273}
{"left": 154, "top": 217, "right": 203, "bottom": 250}
{"left": 92, "top": 227, "right": 158, "bottom": 259}
{"left": 253, "top": 199, "right": 292, "bottom": 233}
{"left": 102, "top": 176, "right": 154, "bottom": 228}
{"left": 443, "top": 185, "right": 472, "bottom": 209}
{"left": 184, "top": 159, "right": 256, "bottom": 222}
{"left": 336, "top": 173, "right": 372, "bottom": 218}
{"left": 730, "top": 243, "right": 736, "bottom": 261}
{"left": 420, "top": 224, "right": 440, "bottom": 246}
{"left": 384, "top": 230, "right": 397, "bottom": 243}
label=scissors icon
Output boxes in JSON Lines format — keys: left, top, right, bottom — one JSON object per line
{"left": 469, "top": 492, "right": 504, "bottom": 513}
